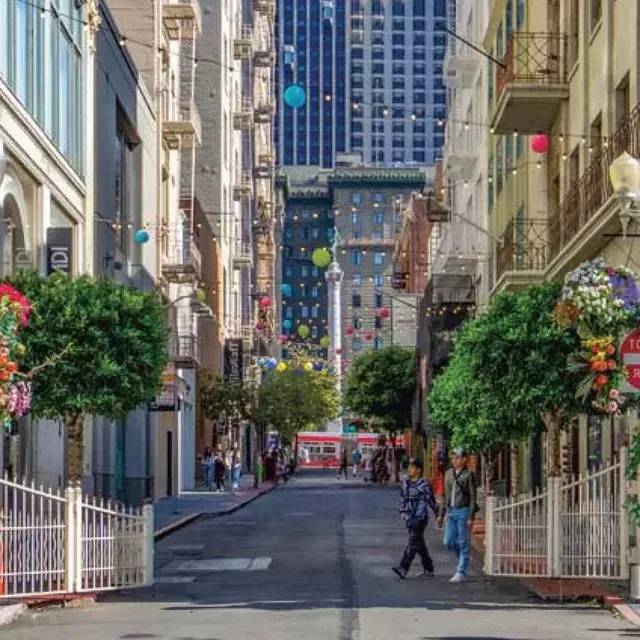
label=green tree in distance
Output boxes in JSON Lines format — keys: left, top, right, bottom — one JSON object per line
{"left": 201, "top": 373, "right": 255, "bottom": 437}
{"left": 253, "top": 368, "right": 339, "bottom": 445}
{"left": 343, "top": 346, "right": 416, "bottom": 479}
{"left": 9, "top": 271, "right": 168, "bottom": 483}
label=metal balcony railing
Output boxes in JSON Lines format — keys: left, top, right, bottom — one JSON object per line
{"left": 496, "top": 32, "right": 568, "bottom": 98}
{"left": 496, "top": 217, "right": 548, "bottom": 281}
{"left": 549, "top": 102, "right": 640, "bottom": 261}
{"left": 170, "top": 334, "right": 201, "bottom": 367}
{"left": 162, "top": 243, "right": 202, "bottom": 283}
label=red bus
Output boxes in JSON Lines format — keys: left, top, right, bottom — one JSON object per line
{"left": 296, "top": 432, "right": 405, "bottom": 468}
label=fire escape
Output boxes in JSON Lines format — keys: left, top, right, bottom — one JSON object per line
{"left": 252, "top": 0, "right": 276, "bottom": 350}
{"left": 160, "top": 0, "right": 203, "bottom": 369}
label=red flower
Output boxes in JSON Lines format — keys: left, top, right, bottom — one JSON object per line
{"left": 608, "top": 360, "right": 617, "bottom": 370}
{"left": 0, "top": 284, "right": 31, "bottom": 326}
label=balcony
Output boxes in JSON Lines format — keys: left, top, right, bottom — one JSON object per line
{"left": 163, "top": 0, "right": 202, "bottom": 40}
{"left": 162, "top": 102, "right": 201, "bottom": 150}
{"left": 254, "top": 163, "right": 274, "bottom": 180}
{"left": 233, "top": 173, "right": 253, "bottom": 200}
{"left": 492, "top": 32, "right": 569, "bottom": 134}
{"left": 254, "top": 46, "right": 275, "bottom": 68}
{"left": 162, "top": 244, "right": 202, "bottom": 284}
{"left": 234, "top": 26, "right": 253, "bottom": 59}
{"left": 443, "top": 43, "right": 481, "bottom": 89}
{"left": 494, "top": 218, "right": 548, "bottom": 294}
{"left": 548, "top": 103, "right": 640, "bottom": 271}
{"left": 254, "top": 101, "right": 274, "bottom": 123}
{"left": 170, "top": 334, "right": 201, "bottom": 368}
{"left": 232, "top": 244, "right": 253, "bottom": 270}
{"left": 254, "top": 0, "right": 275, "bottom": 17}
{"left": 233, "top": 99, "right": 253, "bottom": 130}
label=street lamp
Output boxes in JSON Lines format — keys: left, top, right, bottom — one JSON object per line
{"left": 609, "top": 152, "right": 640, "bottom": 239}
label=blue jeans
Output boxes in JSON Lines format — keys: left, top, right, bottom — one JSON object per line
{"left": 229, "top": 466, "right": 240, "bottom": 489}
{"left": 444, "top": 506, "right": 471, "bottom": 575}
{"left": 203, "top": 465, "right": 213, "bottom": 488}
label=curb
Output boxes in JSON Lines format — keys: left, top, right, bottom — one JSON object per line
{"left": 0, "top": 603, "right": 26, "bottom": 628}
{"left": 154, "top": 482, "right": 278, "bottom": 540}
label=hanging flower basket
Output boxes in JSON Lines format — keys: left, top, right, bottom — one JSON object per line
{"left": 553, "top": 258, "right": 640, "bottom": 415}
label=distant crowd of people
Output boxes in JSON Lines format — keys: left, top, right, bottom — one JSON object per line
{"left": 201, "top": 444, "right": 242, "bottom": 493}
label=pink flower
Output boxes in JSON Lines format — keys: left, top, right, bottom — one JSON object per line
{"left": 609, "top": 401, "right": 619, "bottom": 413}
{"left": 608, "top": 268, "right": 616, "bottom": 276}
{"left": 610, "top": 389, "right": 620, "bottom": 399}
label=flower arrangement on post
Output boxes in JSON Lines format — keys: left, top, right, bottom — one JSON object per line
{"left": 552, "top": 258, "right": 640, "bottom": 415}
{"left": 0, "top": 284, "right": 32, "bottom": 428}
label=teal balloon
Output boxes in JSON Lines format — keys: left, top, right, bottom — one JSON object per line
{"left": 281, "top": 283, "right": 292, "bottom": 297}
{"left": 284, "top": 84, "right": 306, "bottom": 108}
{"left": 134, "top": 229, "right": 150, "bottom": 244}
{"left": 283, "top": 319, "right": 293, "bottom": 330}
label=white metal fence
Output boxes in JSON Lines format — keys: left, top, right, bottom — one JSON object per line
{"left": 0, "top": 477, "right": 153, "bottom": 599}
{"left": 485, "top": 450, "right": 629, "bottom": 580}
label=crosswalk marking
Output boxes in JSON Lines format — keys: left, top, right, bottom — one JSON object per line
{"left": 155, "top": 576, "right": 197, "bottom": 584}
{"left": 165, "top": 557, "right": 272, "bottom": 572}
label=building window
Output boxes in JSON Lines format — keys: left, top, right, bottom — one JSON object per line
{"left": 351, "top": 192, "right": 361, "bottom": 205}
{"left": 374, "top": 252, "right": 384, "bottom": 266}
{"left": 375, "top": 293, "right": 383, "bottom": 308}
{"left": 311, "top": 286, "right": 319, "bottom": 298}
{"left": 352, "top": 273, "right": 362, "bottom": 286}
{"left": 352, "top": 212, "right": 360, "bottom": 224}
{"left": 352, "top": 294, "right": 361, "bottom": 308}
{"left": 286, "top": 307, "right": 293, "bottom": 319}
{"left": 375, "top": 337, "right": 383, "bottom": 350}
{"left": 301, "top": 265, "right": 309, "bottom": 277}
{"left": 374, "top": 273, "right": 383, "bottom": 287}
{"left": 353, "top": 251, "right": 361, "bottom": 265}
{"left": 312, "top": 306, "right": 319, "bottom": 319}
{"left": 353, "top": 317, "right": 361, "bottom": 330}
{"left": 285, "top": 266, "right": 293, "bottom": 277}
{"left": 590, "top": 0, "right": 602, "bottom": 32}
{"left": 375, "top": 211, "right": 384, "bottom": 224}
{"left": 301, "top": 306, "right": 309, "bottom": 318}
{"left": 311, "top": 326, "right": 319, "bottom": 338}
{"left": 375, "top": 316, "right": 382, "bottom": 329}
{"left": 352, "top": 338, "right": 362, "bottom": 352}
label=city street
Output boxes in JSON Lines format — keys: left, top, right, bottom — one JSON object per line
{"left": 2, "top": 471, "right": 634, "bottom": 640}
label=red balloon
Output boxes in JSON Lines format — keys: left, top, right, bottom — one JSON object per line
{"left": 365, "top": 332, "right": 373, "bottom": 340}
{"left": 531, "top": 134, "right": 549, "bottom": 154}
{"left": 256, "top": 321, "right": 265, "bottom": 330}
{"left": 279, "top": 335, "right": 288, "bottom": 344}
{"left": 260, "top": 296, "right": 271, "bottom": 309}
{"left": 336, "top": 348, "right": 342, "bottom": 355}
{"left": 346, "top": 325, "right": 354, "bottom": 335}
{"left": 379, "top": 307, "right": 390, "bottom": 319}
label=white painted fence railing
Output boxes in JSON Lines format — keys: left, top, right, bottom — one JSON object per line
{"left": 485, "top": 450, "right": 629, "bottom": 580}
{"left": 0, "top": 476, "right": 153, "bottom": 599}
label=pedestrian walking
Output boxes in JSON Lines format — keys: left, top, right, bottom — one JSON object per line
{"left": 363, "top": 453, "right": 373, "bottom": 482}
{"left": 201, "top": 446, "right": 214, "bottom": 490}
{"left": 392, "top": 457, "right": 438, "bottom": 580}
{"left": 214, "top": 450, "right": 225, "bottom": 492}
{"left": 229, "top": 444, "right": 242, "bottom": 492}
{"left": 352, "top": 447, "right": 362, "bottom": 478}
{"left": 337, "top": 447, "right": 349, "bottom": 479}
{"left": 437, "top": 448, "right": 478, "bottom": 583}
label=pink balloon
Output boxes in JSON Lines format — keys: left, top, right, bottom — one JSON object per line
{"left": 379, "top": 307, "right": 390, "bottom": 319}
{"left": 256, "top": 321, "right": 265, "bottom": 330}
{"left": 531, "top": 134, "right": 549, "bottom": 154}
{"left": 260, "top": 296, "right": 271, "bottom": 308}
{"left": 346, "top": 325, "right": 354, "bottom": 335}
{"left": 365, "top": 332, "right": 373, "bottom": 340}
{"left": 336, "top": 348, "right": 342, "bottom": 355}
{"left": 279, "top": 335, "right": 288, "bottom": 344}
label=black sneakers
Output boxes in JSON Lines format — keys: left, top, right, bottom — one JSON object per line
{"left": 392, "top": 566, "right": 407, "bottom": 580}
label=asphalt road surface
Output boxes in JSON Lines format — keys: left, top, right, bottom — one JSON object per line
{"left": 2, "top": 471, "right": 635, "bottom": 640}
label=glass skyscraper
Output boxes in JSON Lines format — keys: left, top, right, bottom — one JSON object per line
{"left": 275, "top": 0, "right": 447, "bottom": 168}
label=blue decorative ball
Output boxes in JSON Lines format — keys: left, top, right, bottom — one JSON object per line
{"left": 134, "top": 228, "right": 150, "bottom": 244}
{"left": 313, "top": 362, "right": 323, "bottom": 372}
{"left": 283, "top": 319, "right": 293, "bottom": 330}
{"left": 281, "top": 283, "right": 292, "bottom": 297}
{"left": 284, "top": 84, "right": 306, "bottom": 108}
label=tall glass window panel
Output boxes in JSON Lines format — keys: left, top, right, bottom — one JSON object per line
{"left": 15, "top": 0, "right": 28, "bottom": 102}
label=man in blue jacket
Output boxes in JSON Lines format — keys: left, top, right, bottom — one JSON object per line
{"left": 392, "top": 457, "right": 438, "bottom": 579}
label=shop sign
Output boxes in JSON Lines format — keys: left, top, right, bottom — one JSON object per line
{"left": 46, "top": 228, "right": 73, "bottom": 274}
{"left": 149, "top": 363, "right": 177, "bottom": 411}
{"left": 621, "top": 329, "right": 640, "bottom": 392}
{"left": 224, "top": 339, "right": 244, "bottom": 382}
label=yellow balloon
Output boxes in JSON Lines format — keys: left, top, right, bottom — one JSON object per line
{"left": 276, "top": 362, "right": 288, "bottom": 372}
{"left": 196, "top": 288, "right": 206, "bottom": 303}
{"left": 304, "top": 361, "right": 313, "bottom": 371}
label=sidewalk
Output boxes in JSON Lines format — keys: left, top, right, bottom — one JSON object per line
{"left": 154, "top": 474, "right": 277, "bottom": 539}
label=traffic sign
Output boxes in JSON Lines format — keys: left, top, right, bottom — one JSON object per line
{"left": 620, "top": 329, "right": 640, "bottom": 391}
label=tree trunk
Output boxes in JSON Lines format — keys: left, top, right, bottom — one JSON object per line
{"left": 66, "top": 413, "right": 85, "bottom": 485}
{"left": 543, "top": 411, "right": 562, "bottom": 477}
{"left": 510, "top": 442, "right": 519, "bottom": 497}
{"left": 484, "top": 450, "right": 495, "bottom": 495}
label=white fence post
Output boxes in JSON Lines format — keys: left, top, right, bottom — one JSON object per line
{"left": 64, "top": 485, "right": 80, "bottom": 593}
{"left": 547, "top": 476, "right": 561, "bottom": 577}
{"left": 484, "top": 494, "right": 494, "bottom": 575}
{"left": 620, "top": 447, "right": 630, "bottom": 579}
{"left": 74, "top": 487, "right": 83, "bottom": 592}
{"left": 143, "top": 503, "right": 154, "bottom": 587}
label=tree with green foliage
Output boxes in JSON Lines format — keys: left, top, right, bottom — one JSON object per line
{"left": 201, "top": 373, "right": 255, "bottom": 438}
{"left": 433, "top": 282, "right": 582, "bottom": 476}
{"left": 9, "top": 271, "right": 168, "bottom": 483}
{"left": 253, "top": 368, "right": 339, "bottom": 445}
{"left": 343, "top": 346, "right": 416, "bottom": 437}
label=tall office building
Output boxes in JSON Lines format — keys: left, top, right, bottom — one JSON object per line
{"left": 275, "top": 0, "right": 448, "bottom": 169}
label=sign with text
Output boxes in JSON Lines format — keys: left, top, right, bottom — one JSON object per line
{"left": 46, "top": 227, "right": 73, "bottom": 275}
{"left": 224, "top": 338, "right": 244, "bottom": 382}
{"left": 620, "top": 329, "right": 640, "bottom": 392}
{"left": 148, "top": 363, "right": 177, "bottom": 411}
